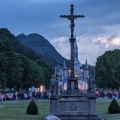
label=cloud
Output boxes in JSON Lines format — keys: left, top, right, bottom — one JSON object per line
{"left": 0, "top": 0, "right": 120, "bottom": 66}
{"left": 93, "top": 40, "right": 102, "bottom": 46}
{"left": 107, "top": 34, "right": 119, "bottom": 41}
{"left": 79, "top": 52, "right": 87, "bottom": 55}
{"left": 88, "top": 29, "right": 106, "bottom": 35}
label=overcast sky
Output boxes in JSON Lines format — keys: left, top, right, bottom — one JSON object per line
{"left": 0, "top": 0, "right": 120, "bottom": 65}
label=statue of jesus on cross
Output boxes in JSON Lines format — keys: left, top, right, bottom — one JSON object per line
{"left": 60, "top": 4, "right": 85, "bottom": 38}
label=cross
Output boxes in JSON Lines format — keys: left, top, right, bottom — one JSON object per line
{"left": 60, "top": 4, "right": 85, "bottom": 38}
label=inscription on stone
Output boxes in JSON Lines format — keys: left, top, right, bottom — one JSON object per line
{"left": 69, "top": 103, "right": 77, "bottom": 111}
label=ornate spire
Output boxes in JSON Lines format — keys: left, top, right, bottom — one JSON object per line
{"left": 84, "top": 59, "right": 88, "bottom": 70}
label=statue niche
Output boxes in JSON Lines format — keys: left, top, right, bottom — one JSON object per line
{"left": 50, "top": 75, "right": 58, "bottom": 96}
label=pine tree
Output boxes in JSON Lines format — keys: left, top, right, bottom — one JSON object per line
{"left": 26, "top": 100, "right": 38, "bottom": 115}
{"left": 108, "top": 99, "right": 120, "bottom": 114}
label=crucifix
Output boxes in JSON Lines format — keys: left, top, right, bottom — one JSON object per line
{"left": 60, "top": 4, "right": 85, "bottom": 38}
{"left": 60, "top": 4, "right": 85, "bottom": 89}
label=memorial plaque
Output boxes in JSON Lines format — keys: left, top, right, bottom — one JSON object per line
{"left": 69, "top": 102, "right": 78, "bottom": 111}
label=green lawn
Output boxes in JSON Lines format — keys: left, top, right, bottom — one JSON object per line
{"left": 0, "top": 100, "right": 50, "bottom": 120}
{"left": 96, "top": 99, "right": 120, "bottom": 120}
{"left": 0, "top": 99, "right": 120, "bottom": 120}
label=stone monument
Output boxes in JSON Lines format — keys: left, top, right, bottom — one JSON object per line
{"left": 50, "top": 4, "right": 104, "bottom": 120}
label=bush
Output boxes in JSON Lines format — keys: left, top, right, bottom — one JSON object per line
{"left": 108, "top": 98, "right": 120, "bottom": 114}
{"left": 26, "top": 100, "right": 38, "bottom": 115}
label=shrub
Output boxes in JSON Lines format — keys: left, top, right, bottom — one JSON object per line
{"left": 26, "top": 100, "right": 38, "bottom": 115}
{"left": 108, "top": 98, "right": 120, "bottom": 114}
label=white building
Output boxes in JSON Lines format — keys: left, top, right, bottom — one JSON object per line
{"left": 54, "top": 38, "right": 89, "bottom": 91}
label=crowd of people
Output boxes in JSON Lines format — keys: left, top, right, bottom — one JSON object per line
{"left": 0, "top": 91, "right": 51, "bottom": 101}
{"left": 1, "top": 88, "right": 120, "bottom": 101}
{"left": 96, "top": 89, "right": 120, "bottom": 99}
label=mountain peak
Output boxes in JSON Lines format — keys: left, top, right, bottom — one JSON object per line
{"left": 16, "top": 33, "right": 26, "bottom": 39}
{"left": 16, "top": 33, "right": 66, "bottom": 65}
{"left": 28, "top": 33, "right": 45, "bottom": 39}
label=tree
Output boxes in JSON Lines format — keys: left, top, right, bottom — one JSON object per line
{"left": 36, "top": 59, "right": 54, "bottom": 89}
{"left": 108, "top": 98, "right": 120, "bottom": 114}
{"left": 95, "top": 49, "right": 120, "bottom": 89}
{"left": 0, "top": 28, "right": 55, "bottom": 90}
{"left": 26, "top": 100, "right": 38, "bottom": 115}
{"left": 0, "top": 52, "right": 8, "bottom": 91}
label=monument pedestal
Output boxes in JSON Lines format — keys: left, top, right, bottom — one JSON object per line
{"left": 50, "top": 90, "right": 104, "bottom": 120}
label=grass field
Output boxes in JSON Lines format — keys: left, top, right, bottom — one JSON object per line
{"left": 96, "top": 99, "right": 120, "bottom": 120}
{"left": 0, "top": 99, "right": 120, "bottom": 120}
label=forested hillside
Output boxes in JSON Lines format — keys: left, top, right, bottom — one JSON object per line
{"left": 0, "top": 28, "right": 55, "bottom": 91}
{"left": 16, "top": 33, "right": 66, "bottom": 65}
{"left": 95, "top": 49, "right": 120, "bottom": 89}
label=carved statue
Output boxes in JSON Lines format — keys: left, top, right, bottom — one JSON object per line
{"left": 60, "top": 4, "right": 84, "bottom": 39}
{"left": 50, "top": 75, "right": 58, "bottom": 96}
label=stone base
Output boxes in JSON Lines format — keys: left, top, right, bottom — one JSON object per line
{"left": 50, "top": 89, "right": 104, "bottom": 120}
{"left": 57, "top": 114, "right": 104, "bottom": 120}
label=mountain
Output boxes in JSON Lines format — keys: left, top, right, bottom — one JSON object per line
{"left": 16, "top": 33, "right": 66, "bottom": 65}
{"left": 0, "top": 28, "right": 59, "bottom": 67}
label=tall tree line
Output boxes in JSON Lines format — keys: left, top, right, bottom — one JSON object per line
{"left": 0, "top": 28, "right": 54, "bottom": 91}
{"left": 95, "top": 49, "right": 120, "bottom": 89}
